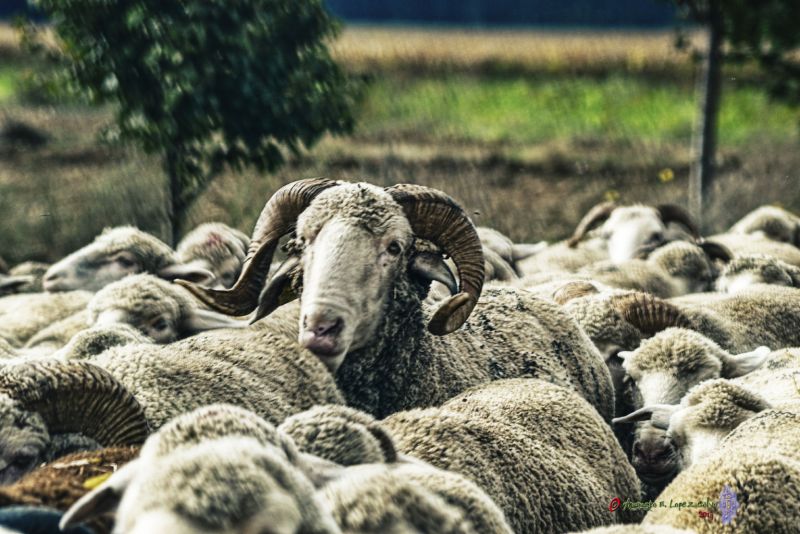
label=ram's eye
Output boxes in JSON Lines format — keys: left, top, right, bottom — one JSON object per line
{"left": 387, "top": 241, "right": 402, "bottom": 256}
{"left": 151, "top": 317, "right": 169, "bottom": 332}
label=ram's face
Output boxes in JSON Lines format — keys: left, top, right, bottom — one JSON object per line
{"left": 294, "top": 186, "right": 413, "bottom": 372}
{"left": 0, "top": 399, "right": 49, "bottom": 484}
{"left": 602, "top": 208, "right": 666, "bottom": 263}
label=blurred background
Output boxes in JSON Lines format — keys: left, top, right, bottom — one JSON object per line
{"left": 0, "top": 0, "right": 798, "bottom": 263}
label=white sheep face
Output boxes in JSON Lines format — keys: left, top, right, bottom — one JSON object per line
{"left": 601, "top": 207, "right": 666, "bottom": 263}
{"left": 44, "top": 248, "right": 142, "bottom": 292}
{"left": 295, "top": 185, "right": 414, "bottom": 372}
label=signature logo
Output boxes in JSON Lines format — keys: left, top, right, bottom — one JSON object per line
{"left": 719, "top": 485, "right": 739, "bottom": 525}
{"left": 608, "top": 497, "right": 621, "bottom": 512}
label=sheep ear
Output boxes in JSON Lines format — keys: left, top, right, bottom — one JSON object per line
{"left": 723, "top": 346, "right": 770, "bottom": 378}
{"left": 511, "top": 241, "right": 547, "bottom": 261}
{"left": 60, "top": 459, "right": 139, "bottom": 529}
{"left": 613, "top": 404, "right": 677, "bottom": 429}
{"left": 253, "top": 257, "right": 301, "bottom": 323}
{"left": 159, "top": 262, "right": 215, "bottom": 285}
{"left": 410, "top": 252, "right": 457, "bottom": 295}
{"left": 184, "top": 308, "right": 248, "bottom": 334}
{"left": 0, "top": 275, "right": 34, "bottom": 293}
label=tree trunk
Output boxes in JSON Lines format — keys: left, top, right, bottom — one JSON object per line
{"left": 165, "top": 149, "right": 184, "bottom": 247}
{"left": 689, "top": 0, "right": 723, "bottom": 229}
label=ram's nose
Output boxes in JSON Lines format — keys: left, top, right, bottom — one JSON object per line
{"left": 300, "top": 314, "right": 345, "bottom": 358}
{"left": 42, "top": 269, "right": 66, "bottom": 292}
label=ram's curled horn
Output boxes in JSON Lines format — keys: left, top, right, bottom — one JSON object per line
{"left": 698, "top": 240, "right": 733, "bottom": 264}
{"left": 656, "top": 204, "right": 701, "bottom": 240}
{"left": 0, "top": 360, "right": 149, "bottom": 446}
{"left": 385, "top": 184, "right": 484, "bottom": 335}
{"left": 177, "top": 179, "right": 339, "bottom": 316}
{"left": 552, "top": 281, "right": 599, "bottom": 305}
{"left": 567, "top": 201, "right": 617, "bottom": 248}
{"left": 610, "top": 292, "right": 693, "bottom": 336}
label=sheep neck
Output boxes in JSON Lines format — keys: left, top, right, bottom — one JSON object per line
{"left": 334, "top": 275, "right": 431, "bottom": 418}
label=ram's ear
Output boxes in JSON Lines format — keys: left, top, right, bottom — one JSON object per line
{"left": 184, "top": 308, "right": 248, "bottom": 334}
{"left": 60, "top": 459, "right": 139, "bottom": 529}
{"left": 410, "top": 252, "right": 457, "bottom": 295}
{"left": 511, "top": 241, "right": 547, "bottom": 261}
{"left": 613, "top": 404, "right": 677, "bottom": 429}
{"left": 722, "top": 346, "right": 770, "bottom": 378}
{"left": 160, "top": 262, "right": 215, "bottom": 285}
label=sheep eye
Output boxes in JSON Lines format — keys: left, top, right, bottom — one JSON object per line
{"left": 114, "top": 255, "right": 136, "bottom": 268}
{"left": 387, "top": 241, "right": 402, "bottom": 256}
{"left": 151, "top": 318, "right": 169, "bottom": 331}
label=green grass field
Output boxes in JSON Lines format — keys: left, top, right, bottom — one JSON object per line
{"left": 0, "top": 25, "right": 798, "bottom": 263}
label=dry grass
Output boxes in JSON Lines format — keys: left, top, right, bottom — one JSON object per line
{"left": 0, "top": 24, "right": 798, "bottom": 264}
{"left": 333, "top": 26, "right": 704, "bottom": 77}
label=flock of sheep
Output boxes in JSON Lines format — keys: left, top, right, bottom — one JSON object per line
{"left": 0, "top": 178, "right": 798, "bottom": 533}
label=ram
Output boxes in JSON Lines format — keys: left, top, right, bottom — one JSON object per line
{"left": 180, "top": 179, "right": 614, "bottom": 420}
{"left": 176, "top": 222, "right": 251, "bottom": 289}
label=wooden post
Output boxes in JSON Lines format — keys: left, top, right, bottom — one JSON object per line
{"left": 689, "top": 0, "right": 723, "bottom": 230}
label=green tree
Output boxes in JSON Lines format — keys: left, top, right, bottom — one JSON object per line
{"left": 29, "top": 0, "right": 359, "bottom": 243}
{"left": 669, "top": 0, "right": 800, "bottom": 225}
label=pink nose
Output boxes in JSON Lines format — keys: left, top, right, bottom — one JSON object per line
{"left": 301, "top": 316, "right": 344, "bottom": 357}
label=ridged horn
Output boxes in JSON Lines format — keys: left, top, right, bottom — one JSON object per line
{"left": 656, "top": 204, "right": 700, "bottom": 239}
{"left": 567, "top": 201, "right": 617, "bottom": 248}
{"left": 698, "top": 240, "right": 733, "bottom": 264}
{"left": 610, "top": 292, "right": 692, "bottom": 336}
{"left": 385, "top": 184, "right": 484, "bottom": 335}
{"left": 0, "top": 360, "right": 149, "bottom": 446}
{"left": 552, "top": 281, "right": 599, "bottom": 305}
{"left": 176, "top": 179, "right": 339, "bottom": 316}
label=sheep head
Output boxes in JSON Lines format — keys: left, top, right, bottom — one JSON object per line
{"left": 178, "top": 180, "right": 484, "bottom": 373}
{"left": 567, "top": 202, "right": 699, "bottom": 263}
{"left": 43, "top": 227, "right": 214, "bottom": 292}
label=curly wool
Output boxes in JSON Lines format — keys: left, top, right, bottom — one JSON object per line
{"left": 177, "top": 223, "right": 249, "bottom": 263}
{"left": 84, "top": 305, "right": 343, "bottom": 430}
{"left": 649, "top": 241, "right": 714, "bottom": 282}
{"left": 570, "top": 525, "right": 693, "bottom": 534}
{"left": 87, "top": 274, "right": 196, "bottom": 328}
{"left": 717, "top": 254, "right": 800, "bottom": 289}
{"left": 579, "top": 260, "right": 676, "bottom": 298}
{"left": 382, "top": 378, "right": 641, "bottom": 533}
{"left": 644, "top": 450, "right": 800, "bottom": 533}
{"left": 115, "top": 438, "right": 337, "bottom": 534}
{"left": 55, "top": 323, "right": 152, "bottom": 360}
{"left": 624, "top": 328, "right": 726, "bottom": 379}
{"left": 279, "top": 405, "right": 394, "bottom": 466}
{"left": 729, "top": 205, "right": 800, "bottom": 243}
{"left": 676, "top": 285, "right": 800, "bottom": 352}
{"left": 319, "top": 464, "right": 484, "bottom": 534}
{"left": 709, "top": 233, "right": 800, "bottom": 268}
{"left": 679, "top": 379, "right": 772, "bottom": 432}
{"left": 562, "top": 290, "right": 646, "bottom": 353}
{"left": 0, "top": 291, "right": 92, "bottom": 348}
{"left": 336, "top": 282, "right": 614, "bottom": 421}
{"left": 91, "top": 226, "right": 178, "bottom": 273}
{"left": 23, "top": 310, "right": 92, "bottom": 353}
